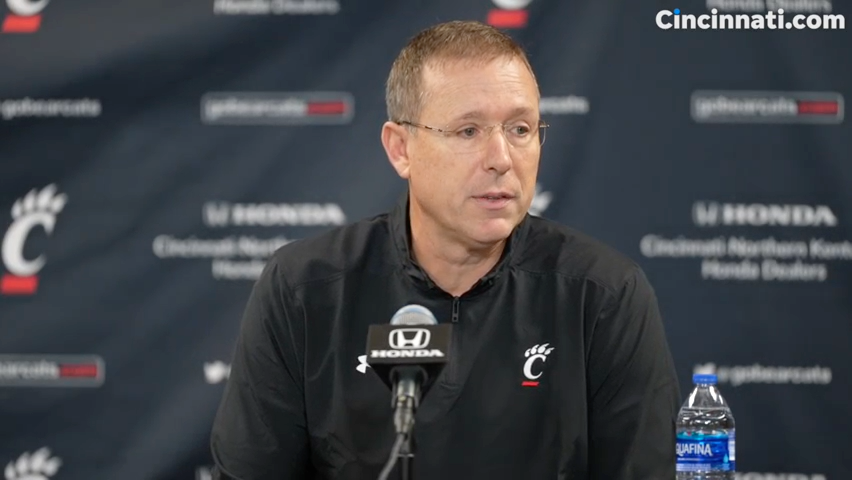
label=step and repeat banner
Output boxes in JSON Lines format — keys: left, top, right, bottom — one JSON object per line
{"left": 1, "top": 0, "right": 850, "bottom": 478}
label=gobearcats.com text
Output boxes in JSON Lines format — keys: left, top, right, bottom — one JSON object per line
{"left": 0, "top": 98, "right": 102, "bottom": 120}
{"left": 657, "top": 8, "right": 845, "bottom": 30}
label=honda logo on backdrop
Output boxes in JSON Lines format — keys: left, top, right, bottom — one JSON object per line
{"left": 388, "top": 328, "right": 431, "bottom": 349}
{"left": 692, "top": 202, "right": 838, "bottom": 227}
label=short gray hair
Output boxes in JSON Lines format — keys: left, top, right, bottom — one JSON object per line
{"left": 385, "top": 20, "right": 537, "bottom": 123}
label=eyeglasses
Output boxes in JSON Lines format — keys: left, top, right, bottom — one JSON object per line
{"left": 395, "top": 119, "right": 549, "bottom": 153}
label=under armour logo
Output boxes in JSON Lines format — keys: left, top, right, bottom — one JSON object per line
{"left": 356, "top": 355, "right": 370, "bottom": 374}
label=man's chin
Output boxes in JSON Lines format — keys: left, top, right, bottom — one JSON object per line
{"left": 468, "top": 218, "right": 519, "bottom": 244}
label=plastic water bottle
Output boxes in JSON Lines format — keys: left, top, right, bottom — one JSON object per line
{"left": 675, "top": 373, "right": 736, "bottom": 479}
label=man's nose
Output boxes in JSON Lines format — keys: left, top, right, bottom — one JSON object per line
{"left": 482, "top": 125, "right": 513, "bottom": 174}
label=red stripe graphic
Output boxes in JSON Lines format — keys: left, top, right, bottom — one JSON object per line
{"left": 1, "top": 15, "right": 41, "bottom": 33}
{"left": 797, "top": 100, "right": 839, "bottom": 115}
{"left": 59, "top": 364, "right": 99, "bottom": 378}
{"left": 487, "top": 10, "right": 528, "bottom": 28}
{"left": 307, "top": 101, "right": 347, "bottom": 115}
{"left": 1, "top": 275, "right": 38, "bottom": 295}
{"left": 521, "top": 381, "right": 539, "bottom": 387}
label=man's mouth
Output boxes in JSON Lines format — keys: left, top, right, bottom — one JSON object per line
{"left": 475, "top": 192, "right": 514, "bottom": 200}
{"left": 473, "top": 193, "right": 516, "bottom": 210}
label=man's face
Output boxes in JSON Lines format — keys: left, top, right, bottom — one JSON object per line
{"left": 406, "top": 56, "right": 541, "bottom": 247}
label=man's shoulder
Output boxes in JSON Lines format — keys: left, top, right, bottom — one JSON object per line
{"left": 265, "top": 212, "right": 393, "bottom": 287}
{"left": 520, "top": 215, "right": 645, "bottom": 294}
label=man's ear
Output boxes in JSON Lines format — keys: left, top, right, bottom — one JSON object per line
{"left": 381, "top": 121, "right": 411, "bottom": 179}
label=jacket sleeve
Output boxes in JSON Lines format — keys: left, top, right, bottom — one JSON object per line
{"left": 586, "top": 265, "right": 681, "bottom": 480}
{"left": 210, "top": 256, "right": 311, "bottom": 480}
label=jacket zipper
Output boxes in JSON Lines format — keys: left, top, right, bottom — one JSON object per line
{"left": 446, "top": 296, "right": 461, "bottom": 385}
{"left": 451, "top": 297, "right": 460, "bottom": 323}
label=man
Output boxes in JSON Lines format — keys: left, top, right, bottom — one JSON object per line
{"left": 210, "top": 20, "right": 680, "bottom": 480}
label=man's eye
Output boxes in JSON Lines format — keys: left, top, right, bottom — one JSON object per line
{"left": 513, "top": 126, "right": 531, "bottom": 135}
{"left": 458, "top": 127, "right": 478, "bottom": 138}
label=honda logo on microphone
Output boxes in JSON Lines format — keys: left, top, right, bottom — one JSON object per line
{"left": 388, "top": 328, "right": 431, "bottom": 349}
{"left": 367, "top": 324, "right": 451, "bottom": 365}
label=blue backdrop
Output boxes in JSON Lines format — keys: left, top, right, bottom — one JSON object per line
{"left": 1, "top": 0, "right": 849, "bottom": 479}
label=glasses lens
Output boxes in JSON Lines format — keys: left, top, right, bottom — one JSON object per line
{"left": 443, "top": 123, "right": 547, "bottom": 153}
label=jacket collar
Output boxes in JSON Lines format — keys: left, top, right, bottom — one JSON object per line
{"left": 389, "top": 188, "right": 529, "bottom": 296}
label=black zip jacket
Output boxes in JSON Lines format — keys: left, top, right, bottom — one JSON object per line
{"left": 210, "top": 192, "right": 681, "bottom": 480}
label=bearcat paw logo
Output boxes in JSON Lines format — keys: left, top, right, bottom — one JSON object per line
{"left": 524, "top": 343, "right": 554, "bottom": 357}
{"left": 11, "top": 184, "right": 67, "bottom": 221}
{"left": 4, "top": 448, "right": 62, "bottom": 480}
{"left": 522, "top": 343, "right": 555, "bottom": 384}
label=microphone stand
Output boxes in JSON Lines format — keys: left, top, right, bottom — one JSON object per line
{"left": 399, "top": 425, "right": 414, "bottom": 480}
{"left": 390, "top": 367, "right": 423, "bottom": 480}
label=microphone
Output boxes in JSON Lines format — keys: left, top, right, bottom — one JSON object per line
{"left": 366, "top": 304, "right": 453, "bottom": 436}
{"left": 389, "top": 305, "right": 437, "bottom": 436}
{"left": 367, "top": 304, "right": 452, "bottom": 480}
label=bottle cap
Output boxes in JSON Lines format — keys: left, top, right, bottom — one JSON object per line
{"left": 693, "top": 373, "right": 717, "bottom": 385}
